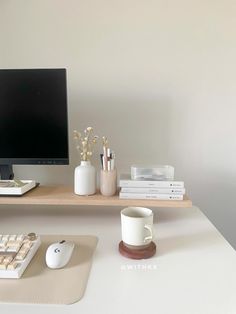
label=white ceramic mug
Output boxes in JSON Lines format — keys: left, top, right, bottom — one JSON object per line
{"left": 121, "top": 207, "right": 153, "bottom": 247}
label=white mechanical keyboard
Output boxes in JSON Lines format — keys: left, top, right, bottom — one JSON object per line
{"left": 0, "top": 233, "right": 41, "bottom": 278}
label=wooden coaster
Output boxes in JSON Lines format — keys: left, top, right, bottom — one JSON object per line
{"left": 119, "top": 241, "right": 156, "bottom": 259}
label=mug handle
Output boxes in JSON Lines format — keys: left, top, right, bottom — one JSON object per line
{"left": 144, "top": 224, "right": 153, "bottom": 242}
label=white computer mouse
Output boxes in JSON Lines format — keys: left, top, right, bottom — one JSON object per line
{"left": 45, "top": 240, "right": 75, "bottom": 269}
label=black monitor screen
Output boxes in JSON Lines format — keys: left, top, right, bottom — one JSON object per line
{"left": 0, "top": 68, "right": 68, "bottom": 164}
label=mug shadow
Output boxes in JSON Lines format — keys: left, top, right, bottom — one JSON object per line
{"left": 153, "top": 207, "right": 197, "bottom": 224}
{"left": 156, "top": 230, "right": 220, "bottom": 257}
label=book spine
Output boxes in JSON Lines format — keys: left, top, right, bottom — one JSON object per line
{"left": 119, "top": 180, "right": 184, "bottom": 188}
{"left": 119, "top": 192, "right": 184, "bottom": 200}
{"left": 120, "top": 187, "right": 185, "bottom": 194}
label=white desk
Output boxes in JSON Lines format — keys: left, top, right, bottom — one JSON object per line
{"left": 0, "top": 204, "right": 235, "bottom": 314}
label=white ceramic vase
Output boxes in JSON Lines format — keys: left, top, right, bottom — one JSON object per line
{"left": 74, "top": 161, "right": 96, "bottom": 195}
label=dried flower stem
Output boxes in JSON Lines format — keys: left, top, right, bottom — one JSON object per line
{"left": 73, "top": 127, "right": 98, "bottom": 161}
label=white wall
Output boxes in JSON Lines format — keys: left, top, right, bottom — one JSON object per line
{"left": 0, "top": 0, "right": 236, "bottom": 248}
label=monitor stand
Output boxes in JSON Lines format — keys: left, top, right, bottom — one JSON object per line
{"left": 0, "top": 165, "right": 14, "bottom": 180}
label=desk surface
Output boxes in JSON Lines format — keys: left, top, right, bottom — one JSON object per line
{"left": 0, "top": 204, "right": 235, "bottom": 314}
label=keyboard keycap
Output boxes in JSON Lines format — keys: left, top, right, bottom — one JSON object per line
{"left": 0, "top": 233, "right": 41, "bottom": 278}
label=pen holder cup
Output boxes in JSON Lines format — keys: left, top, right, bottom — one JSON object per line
{"left": 100, "top": 169, "right": 117, "bottom": 196}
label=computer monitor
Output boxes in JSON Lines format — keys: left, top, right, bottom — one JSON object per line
{"left": 0, "top": 68, "right": 69, "bottom": 179}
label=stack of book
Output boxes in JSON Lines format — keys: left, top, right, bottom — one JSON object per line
{"left": 119, "top": 174, "right": 185, "bottom": 200}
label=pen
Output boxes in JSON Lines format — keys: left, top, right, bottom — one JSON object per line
{"left": 100, "top": 154, "right": 103, "bottom": 166}
{"left": 108, "top": 160, "right": 111, "bottom": 171}
{"left": 101, "top": 137, "right": 115, "bottom": 171}
{"left": 103, "top": 146, "right": 108, "bottom": 170}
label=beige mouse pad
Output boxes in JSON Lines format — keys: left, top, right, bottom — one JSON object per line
{"left": 0, "top": 235, "right": 98, "bottom": 305}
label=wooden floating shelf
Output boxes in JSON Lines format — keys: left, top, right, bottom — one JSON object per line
{"left": 0, "top": 185, "right": 192, "bottom": 208}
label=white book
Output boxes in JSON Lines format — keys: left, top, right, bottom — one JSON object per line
{"left": 119, "top": 192, "right": 184, "bottom": 200}
{"left": 120, "top": 187, "right": 185, "bottom": 195}
{"left": 0, "top": 180, "right": 36, "bottom": 196}
{"left": 119, "top": 174, "right": 184, "bottom": 188}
